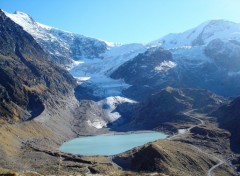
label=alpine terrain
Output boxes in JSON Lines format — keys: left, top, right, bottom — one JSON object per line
{"left": 0, "top": 9, "right": 240, "bottom": 176}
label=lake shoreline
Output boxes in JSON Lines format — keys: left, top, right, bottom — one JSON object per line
{"left": 59, "top": 131, "right": 167, "bottom": 156}
{"left": 76, "top": 129, "right": 168, "bottom": 137}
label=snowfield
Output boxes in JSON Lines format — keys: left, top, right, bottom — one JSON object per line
{"left": 149, "top": 20, "right": 240, "bottom": 49}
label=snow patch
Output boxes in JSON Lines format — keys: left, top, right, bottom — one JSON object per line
{"left": 155, "top": 61, "right": 177, "bottom": 72}
{"left": 86, "top": 120, "right": 107, "bottom": 129}
{"left": 74, "top": 77, "right": 91, "bottom": 85}
{"left": 178, "top": 129, "right": 187, "bottom": 134}
{"left": 86, "top": 96, "right": 137, "bottom": 129}
{"left": 98, "top": 96, "right": 137, "bottom": 122}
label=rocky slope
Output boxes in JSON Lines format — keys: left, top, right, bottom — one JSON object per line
{"left": 212, "top": 97, "right": 240, "bottom": 152}
{"left": 114, "top": 87, "right": 225, "bottom": 131}
{"left": 111, "top": 47, "right": 178, "bottom": 100}
{"left": 114, "top": 140, "right": 218, "bottom": 176}
{"left": 0, "top": 10, "right": 76, "bottom": 122}
{"left": 111, "top": 47, "right": 175, "bottom": 87}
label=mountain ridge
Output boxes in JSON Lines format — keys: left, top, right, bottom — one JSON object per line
{"left": 0, "top": 9, "right": 76, "bottom": 121}
{"left": 4, "top": 10, "right": 115, "bottom": 66}
{"left": 149, "top": 19, "right": 240, "bottom": 49}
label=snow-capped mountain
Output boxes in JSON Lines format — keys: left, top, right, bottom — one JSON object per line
{"left": 5, "top": 11, "right": 147, "bottom": 68}
{"left": 150, "top": 20, "right": 240, "bottom": 49}
{"left": 5, "top": 10, "right": 240, "bottom": 99}
{"left": 4, "top": 10, "right": 147, "bottom": 98}
{"left": 112, "top": 20, "right": 240, "bottom": 98}
{"left": 4, "top": 11, "right": 115, "bottom": 66}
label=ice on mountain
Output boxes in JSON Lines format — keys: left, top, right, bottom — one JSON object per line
{"left": 149, "top": 20, "right": 240, "bottom": 49}
{"left": 155, "top": 61, "right": 177, "bottom": 72}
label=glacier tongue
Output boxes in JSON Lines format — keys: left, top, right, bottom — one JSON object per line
{"left": 67, "top": 44, "right": 145, "bottom": 129}
{"left": 69, "top": 43, "right": 146, "bottom": 98}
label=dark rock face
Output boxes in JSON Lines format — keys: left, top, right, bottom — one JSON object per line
{"left": 190, "top": 126, "right": 230, "bottom": 138}
{"left": 135, "top": 87, "right": 191, "bottom": 127}
{"left": 212, "top": 97, "right": 240, "bottom": 152}
{"left": 111, "top": 47, "right": 179, "bottom": 101}
{"left": 111, "top": 47, "right": 174, "bottom": 86}
{"left": 0, "top": 10, "right": 76, "bottom": 122}
{"left": 130, "top": 87, "right": 225, "bottom": 129}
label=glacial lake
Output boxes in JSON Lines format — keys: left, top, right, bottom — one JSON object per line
{"left": 59, "top": 132, "right": 167, "bottom": 156}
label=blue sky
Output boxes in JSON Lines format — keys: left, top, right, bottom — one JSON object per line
{"left": 1, "top": 0, "right": 240, "bottom": 43}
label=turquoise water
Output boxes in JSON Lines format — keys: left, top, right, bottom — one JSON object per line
{"left": 59, "top": 132, "right": 167, "bottom": 156}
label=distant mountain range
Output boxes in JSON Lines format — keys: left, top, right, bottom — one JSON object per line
{"left": 5, "top": 10, "right": 240, "bottom": 98}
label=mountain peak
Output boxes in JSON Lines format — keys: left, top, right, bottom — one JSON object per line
{"left": 4, "top": 10, "right": 54, "bottom": 38}
{"left": 203, "top": 19, "right": 239, "bottom": 33}
{"left": 149, "top": 19, "right": 240, "bottom": 49}
{"left": 207, "top": 19, "right": 237, "bottom": 25}
{"left": 5, "top": 10, "right": 36, "bottom": 26}
{"left": 14, "top": 10, "right": 29, "bottom": 16}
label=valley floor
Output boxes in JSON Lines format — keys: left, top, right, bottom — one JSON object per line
{"left": 0, "top": 109, "right": 238, "bottom": 176}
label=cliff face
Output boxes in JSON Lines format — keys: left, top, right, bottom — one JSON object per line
{"left": 0, "top": 10, "right": 76, "bottom": 122}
